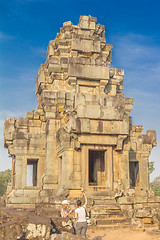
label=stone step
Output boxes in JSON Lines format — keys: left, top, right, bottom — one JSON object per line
{"left": 92, "top": 215, "right": 125, "bottom": 220}
{"left": 93, "top": 196, "right": 115, "bottom": 200}
{"left": 93, "top": 199, "right": 116, "bottom": 205}
{"left": 92, "top": 212, "right": 122, "bottom": 218}
{"left": 87, "top": 190, "right": 115, "bottom": 197}
{"left": 92, "top": 204, "right": 121, "bottom": 210}
{"left": 88, "top": 224, "right": 131, "bottom": 230}
{"left": 96, "top": 218, "right": 129, "bottom": 225}
{"left": 91, "top": 211, "right": 124, "bottom": 218}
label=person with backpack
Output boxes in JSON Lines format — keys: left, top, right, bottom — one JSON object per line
{"left": 74, "top": 193, "right": 88, "bottom": 237}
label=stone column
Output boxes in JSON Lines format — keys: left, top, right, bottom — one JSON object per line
{"left": 11, "top": 157, "right": 16, "bottom": 188}
{"left": 81, "top": 145, "right": 87, "bottom": 189}
{"left": 120, "top": 151, "right": 130, "bottom": 189}
{"left": 15, "top": 156, "right": 23, "bottom": 189}
{"left": 73, "top": 150, "right": 81, "bottom": 188}
{"left": 139, "top": 157, "right": 149, "bottom": 191}
{"left": 112, "top": 150, "right": 119, "bottom": 187}
{"left": 43, "top": 119, "right": 59, "bottom": 189}
{"left": 105, "top": 147, "right": 113, "bottom": 189}
{"left": 61, "top": 149, "right": 74, "bottom": 189}
{"left": 22, "top": 157, "right": 27, "bottom": 188}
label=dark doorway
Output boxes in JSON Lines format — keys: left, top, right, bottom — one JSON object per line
{"left": 129, "top": 148, "right": 139, "bottom": 189}
{"left": 12, "top": 158, "right": 16, "bottom": 188}
{"left": 89, "top": 150, "right": 105, "bottom": 186}
{"left": 129, "top": 161, "right": 139, "bottom": 189}
{"left": 27, "top": 159, "right": 38, "bottom": 186}
{"left": 59, "top": 157, "right": 62, "bottom": 185}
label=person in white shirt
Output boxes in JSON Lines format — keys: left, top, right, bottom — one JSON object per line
{"left": 60, "top": 200, "right": 73, "bottom": 218}
{"left": 74, "top": 193, "right": 88, "bottom": 237}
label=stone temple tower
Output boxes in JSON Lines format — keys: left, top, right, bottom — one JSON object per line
{"left": 4, "top": 16, "right": 156, "bottom": 208}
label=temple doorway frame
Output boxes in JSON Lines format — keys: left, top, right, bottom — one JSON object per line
{"left": 81, "top": 145, "right": 113, "bottom": 191}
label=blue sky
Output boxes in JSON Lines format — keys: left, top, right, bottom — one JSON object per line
{"left": 0, "top": 0, "right": 160, "bottom": 181}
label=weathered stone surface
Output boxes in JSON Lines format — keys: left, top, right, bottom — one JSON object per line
{"left": 134, "top": 208, "right": 155, "bottom": 218}
{"left": 130, "top": 218, "right": 144, "bottom": 230}
{"left": 50, "top": 231, "right": 87, "bottom": 240}
{"left": 0, "top": 207, "right": 51, "bottom": 240}
{"left": 0, "top": 221, "right": 23, "bottom": 240}
{"left": 4, "top": 117, "right": 15, "bottom": 142}
{"left": 50, "top": 217, "right": 75, "bottom": 235}
{"left": 26, "top": 221, "right": 50, "bottom": 239}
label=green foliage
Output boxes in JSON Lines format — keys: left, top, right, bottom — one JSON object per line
{"left": 0, "top": 169, "right": 11, "bottom": 196}
{"left": 151, "top": 176, "right": 160, "bottom": 187}
{"left": 150, "top": 176, "right": 160, "bottom": 196}
{"left": 151, "top": 186, "right": 160, "bottom": 196}
{"left": 148, "top": 161, "right": 155, "bottom": 174}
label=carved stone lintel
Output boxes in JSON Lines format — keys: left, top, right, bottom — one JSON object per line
{"left": 115, "top": 135, "right": 128, "bottom": 151}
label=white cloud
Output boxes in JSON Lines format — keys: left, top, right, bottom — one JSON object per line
{"left": 111, "top": 33, "right": 160, "bottom": 83}
{"left": 125, "top": 88, "right": 160, "bottom": 112}
{"left": 31, "top": 47, "right": 46, "bottom": 58}
{"left": 0, "top": 31, "right": 14, "bottom": 41}
{"left": 126, "top": 88, "right": 159, "bottom": 99}
{"left": 0, "top": 111, "right": 26, "bottom": 121}
{"left": 0, "top": 65, "right": 37, "bottom": 114}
